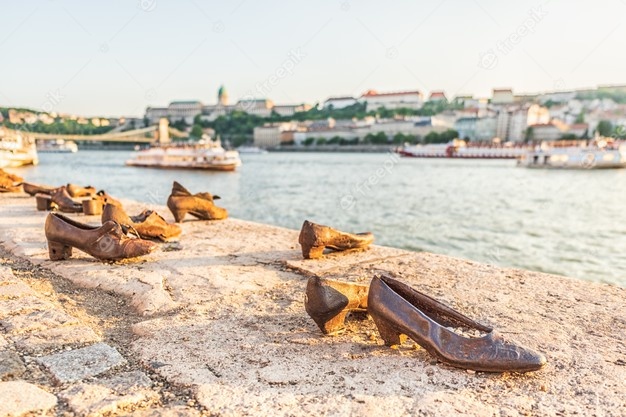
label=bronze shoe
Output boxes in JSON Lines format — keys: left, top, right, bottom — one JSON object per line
{"left": 66, "top": 183, "right": 96, "bottom": 197}
{"left": 368, "top": 275, "right": 547, "bottom": 373}
{"left": 305, "top": 276, "right": 369, "bottom": 335}
{"left": 167, "top": 181, "right": 227, "bottom": 222}
{"left": 82, "top": 199, "right": 103, "bottom": 216}
{"left": 95, "top": 190, "right": 123, "bottom": 208}
{"left": 298, "top": 220, "right": 374, "bottom": 259}
{"left": 102, "top": 204, "right": 182, "bottom": 242}
{"left": 23, "top": 182, "right": 58, "bottom": 196}
{"left": 0, "top": 176, "right": 21, "bottom": 193}
{"left": 51, "top": 186, "right": 83, "bottom": 213}
{"left": 0, "top": 169, "right": 23, "bottom": 183}
{"left": 45, "top": 213, "right": 158, "bottom": 261}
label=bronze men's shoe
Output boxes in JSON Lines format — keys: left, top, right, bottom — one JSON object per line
{"left": 305, "top": 276, "right": 369, "bottom": 335}
{"left": 368, "top": 275, "right": 547, "bottom": 373}
{"left": 298, "top": 220, "right": 374, "bottom": 259}
{"left": 66, "top": 183, "right": 96, "bottom": 197}
{"left": 51, "top": 187, "right": 83, "bottom": 213}
{"left": 102, "top": 204, "right": 182, "bottom": 242}
{"left": 167, "top": 181, "right": 227, "bottom": 222}
{"left": 45, "top": 213, "right": 157, "bottom": 261}
{"left": 23, "top": 182, "right": 58, "bottom": 196}
{"left": 95, "top": 190, "right": 122, "bottom": 208}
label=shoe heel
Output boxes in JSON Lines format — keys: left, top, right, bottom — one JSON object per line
{"left": 302, "top": 245, "right": 325, "bottom": 259}
{"left": 315, "top": 310, "right": 349, "bottom": 335}
{"left": 372, "top": 315, "right": 407, "bottom": 346}
{"left": 48, "top": 241, "right": 73, "bottom": 261}
{"left": 172, "top": 210, "right": 186, "bottom": 223}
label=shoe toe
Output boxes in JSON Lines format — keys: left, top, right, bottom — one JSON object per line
{"left": 124, "top": 239, "right": 158, "bottom": 258}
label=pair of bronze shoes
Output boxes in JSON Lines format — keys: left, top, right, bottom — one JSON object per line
{"left": 298, "top": 220, "right": 374, "bottom": 259}
{"left": 45, "top": 213, "right": 157, "bottom": 261}
{"left": 24, "top": 182, "right": 95, "bottom": 197}
{"left": 167, "top": 181, "right": 227, "bottom": 222}
{"left": 0, "top": 169, "right": 23, "bottom": 193}
{"left": 305, "top": 275, "right": 547, "bottom": 373}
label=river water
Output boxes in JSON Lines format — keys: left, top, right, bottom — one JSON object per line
{"left": 13, "top": 150, "right": 626, "bottom": 286}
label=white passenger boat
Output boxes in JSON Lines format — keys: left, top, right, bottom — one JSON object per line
{"left": 0, "top": 128, "right": 39, "bottom": 168}
{"left": 517, "top": 139, "right": 626, "bottom": 169}
{"left": 398, "top": 139, "right": 530, "bottom": 159}
{"left": 236, "top": 145, "right": 268, "bottom": 154}
{"left": 126, "top": 138, "right": 242, "bottom": 171}
{"left": 37, "top": 139, "right": 78, "bottom": 153}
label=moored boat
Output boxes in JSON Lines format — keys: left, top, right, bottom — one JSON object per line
{"left": 517, "top": 139, "right": 626, "bottom": 169}
{"left": 0, "top": 127, "right": 39, "bottom": 168}
{"left": 398, "top": 139, "right": 530, "bottom": 159}
{"left": 125, "top": 138, "right": 242, "bottom": 171}
{"left": 236, "top": 145, "right": 268, "bottom": 154}
{"left": 37, "top": 139, "right": 78, "bottom": 153}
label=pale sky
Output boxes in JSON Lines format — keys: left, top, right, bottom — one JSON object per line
{"left": 2, "top": 0, "right": 626, "bottom": 117}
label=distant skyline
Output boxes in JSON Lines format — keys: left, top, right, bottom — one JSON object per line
{"left": 3, "top": 0, "right": 626, "bottom": 117}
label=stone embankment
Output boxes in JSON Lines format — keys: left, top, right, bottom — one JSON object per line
{"left": 0, "top": 192, "right": 624, "bottom": 416}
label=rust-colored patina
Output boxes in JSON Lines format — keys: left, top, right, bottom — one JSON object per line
{"left": 166, "top": 181, "right": 227, "bottom": 222}
{"left": 298, "top": 220, "right": 374, "bottom": 259}
{"left": 102, "top": 203, "right": 182, "bottom": 242}
{"left": 305, "top": 276, "right": 369, "bottom": 335}
{"left": 44, "top": 213, "right": 157, "bottom": 261}
{"left": 368, "top": 275, "right": 547, "bottom": 373}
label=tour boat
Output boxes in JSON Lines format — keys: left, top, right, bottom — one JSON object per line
{"left": 125, "top": 138, "right": 242, "bottom": 171}
{"left": 517, "top": 139, "right": 626, "bottom": 169}
{"left": 236, "top": 145, "right": 268, "bottom": 154}
{"left": 0, "top": 128, "right": 39, "bottom": 168}
{"left": 37, "top": 139, "right": 78, "bottom": 153}
{"left": 398, "top": 139, "right": 530, "bottom": 159}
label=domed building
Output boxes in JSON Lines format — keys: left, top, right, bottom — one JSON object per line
{"left": 218, "top": 85, "right": 229, "bottom": 106}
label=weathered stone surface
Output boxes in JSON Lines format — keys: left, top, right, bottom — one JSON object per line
{"left": 0, "top": 296, "right": 54, "bottom": 320}
{"left": 0, "top": 309, "right": 78, "bottom": 334}
{"left": 128, "top": 406, "right": 201, "bottom": 417}
{"left": 60, "top": 371, "right": 157, "bottom": 417}
{"left": 2, "top": 193, "right": 626, "bottom": 416}
{"left": 0, "top": 282, "right": 35, "bottom": 300}
{"left": 15, "top": 325, "right": 101, "bottom": 353}
{"left": 37, "top": 342, "right": 126, "bottom": 383}
{"left": 0, "top": 266, "right": 17, "bottom": 283}
{"left": 0, "top": 350, "right": 26, "bottom": 379}
{"left": 0, "top": 380, "right": 57, "bottom": 416}
{"left": 0, "top": 334, "right": 7, "bottom": 349}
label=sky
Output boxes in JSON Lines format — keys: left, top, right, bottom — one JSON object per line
{"left": 2, "top": 0, "right": 626, "bottom": 117}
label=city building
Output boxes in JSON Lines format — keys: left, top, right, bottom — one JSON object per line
{"left": 492, "top": 88, "right": 514, "bottom": 105}
{"left": 323, "top": 96, "right": 357, "bottom": 109}
{"left": 359, "top": 90, "right": 423, "bottom": 111}
{"left": 428, "top": 91, "right": 447, "bottom": 102}
{"left": 528, "top": 123, "right": 563, "bottom": 141}
{"left": 272, "top": 104, "right": 312, "bottom": 117}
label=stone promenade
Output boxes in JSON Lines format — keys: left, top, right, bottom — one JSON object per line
{"left": 0, "top": 192, "right": 624, "bottom": 416}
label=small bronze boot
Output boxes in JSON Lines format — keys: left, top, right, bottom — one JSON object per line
{"left": 305, "top": 276, "right": 369, "bottom": 335}
{"left": 166, "top": 181, "right": 227, "bottom": 222}
{"left": 368, "top": 275, "right": 547, "bottom": 373}
{"left": 45, "top": 213, "right": 157, "bottom": 261}
{"left": 102, "top": 204, "right": 182, "bottom": 241}
{"left": 298, "top": 220, "right": 374, "bottom": 259}
{"left": 51, "top": 187, "right": 83, "bottom": 213}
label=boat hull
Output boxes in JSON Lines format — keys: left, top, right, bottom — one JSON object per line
{"left": 125, "top": 161, "right": 239, "bottom": 171}
{"left": 0, "top": 150, "right": 39, "bottom": 168}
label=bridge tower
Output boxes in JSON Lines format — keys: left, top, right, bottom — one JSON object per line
{"left": 158, "top": 118, "right": 170, "bottom": 143}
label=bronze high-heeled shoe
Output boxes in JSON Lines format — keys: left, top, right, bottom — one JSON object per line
{"left": 166, "top": 181, "right": 227, "bottom": 222}
{"left": 298, "top": 220, "right": 374, "bottom": 259}
{"left": 305, "top": 276, "right": 369, "bottom": 335}
{"left": 51, "top": 186, "right": 83, "bottom": 213}
{"left": 368, "top": 275, "right": 547, "bottom": 373}
{"left": 66, "top": 183, "right": 96, "bottom": 198}
{"left": 44, "top": 213, "right": 157, "bottom": 261}
{"left": 23, "top": 182, "right": 58, "bottom": 196}
{"left": 102, "top": 204, "right": 182, "bottom": 241}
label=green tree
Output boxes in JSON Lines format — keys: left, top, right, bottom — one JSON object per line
{"left": 190, "top": 124, "right": 203, "bottom": 138}
{"left": 316, "top": 137, "right": 327, "bottom": 145}
{"left": 575, "top": 113, "right": 585, "bottom": 124}
{"left": 596, "top": 120, "right": 613, "bottom": 136}
{"left": 303, "top": 138, "right": 315, "bottom": 146}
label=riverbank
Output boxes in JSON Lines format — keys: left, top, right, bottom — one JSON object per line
{"left": 269, "top": 144, "right": 395, "bottom": 152}
{"left": 0, "top": 192, "right": 624, "bottom": 416}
